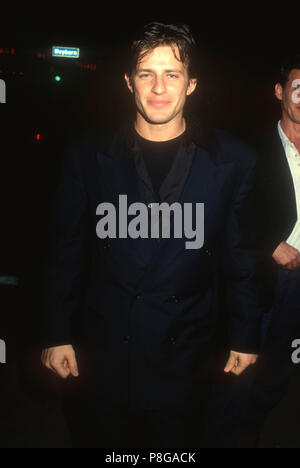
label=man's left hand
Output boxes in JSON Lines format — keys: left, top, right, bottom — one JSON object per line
{"left": 224, "top": 350, "right": 258, "bottom": 376}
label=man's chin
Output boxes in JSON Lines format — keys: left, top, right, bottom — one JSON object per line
{"left": 142, "top": 113, "right": 174, "bottom": 125}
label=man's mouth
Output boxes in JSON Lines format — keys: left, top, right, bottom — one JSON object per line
{"left": 147, "top": 100, "right": 170, "bottom": 108}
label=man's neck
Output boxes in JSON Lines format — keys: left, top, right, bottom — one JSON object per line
{"left": 135, "top": 115, "right": 186, "bottom": 142}
{"left": 280, "top": 116, "right": 300, "bottom": 152}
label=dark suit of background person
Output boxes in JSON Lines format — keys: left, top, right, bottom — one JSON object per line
{"left": 205, "top": 120, "right": 300, "bottom": 448}
{"left": 41, "top": 116, "right": 267, "bottom": 448}
{"left": 234, "top": 122, "right": 300, "bottom": 444}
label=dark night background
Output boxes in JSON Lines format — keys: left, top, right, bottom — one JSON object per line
{"left": 1, "top": 8, "right": 300, "bottom": 447}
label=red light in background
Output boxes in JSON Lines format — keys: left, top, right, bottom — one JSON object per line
{"left": 29, "top": 131, "right": 48, "bottom": 145}
{"left": 74, "top": 61, "right": 97, "bottom": 71}
{"left": 0, "top": 48, "right": 16, "bottom": 55}
{"left": 33, "top": 131, "right": 41, "bottom": 142}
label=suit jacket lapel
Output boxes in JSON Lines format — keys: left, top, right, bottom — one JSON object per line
{"left": 266, "top": 129, "right": 297, "bottom": 237}
{"left": 142, "top": 142, "right": 219, "bottom": 271}
{"left": 96, "top": 127, "right": 218, "bottom": 270}
{"left": 96, "top": 133, "right": 158, "bottom": 267}
{"left": 276, "top": 134, "right": 297, "bottom": 217}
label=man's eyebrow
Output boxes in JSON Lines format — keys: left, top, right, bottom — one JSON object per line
{"left": 136, "top": 68, "right": 153, "bottom": 73}
{"left": 136, "top": 68, "right": 184, "bottom": 74}
{"left": 165, "top": 69, "right": 184, "bottom": 74}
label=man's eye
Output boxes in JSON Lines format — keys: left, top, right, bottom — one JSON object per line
{"left": 168, "top": 74, "right": 179, "bottom": 79}
{"left": 139, "top": 74, "right": 151, "bottom": 79}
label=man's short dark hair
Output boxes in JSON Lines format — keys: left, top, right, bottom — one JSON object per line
{"left": 278, "top": 54, "right": 300, "bottom": 87}
{"left": 126, "top": 22, "right": 199, "bottom": 80}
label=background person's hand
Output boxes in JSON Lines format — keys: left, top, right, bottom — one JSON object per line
{"left": 272, "top": 242, "right": 300, "bottom": 271}
{"left": 41, "top": 345, "right": 79, "bottom": 379}
{"left": 224, "top": 350, "right": 258, "bottom": 376}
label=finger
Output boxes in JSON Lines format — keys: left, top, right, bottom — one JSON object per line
{"left": 238, "top": 357, "right": 252, "bottom": 371}
{"left": 287, "top": 262, "right": 297, "bottom": 271}
{"left": 288, "top": 254, "right": 300, "bottom": 269}
{"left": 231, "top": 367, "right": 243, "bottom": 376}
{"left": 68, "top": 356, "right": 79, "bottom": 377}
{"left": 55, "top": 366, "right": 71, "bottom": 379}
{"left": 292, "top": 258, "right": 300, "bottom": 269}
{"left": 283, "top": 262, "right": 294, "bottom": 271}
{"left": 231, "top": 362, "right": 248, "bottom": 376}
{"left": 288, "top": 259, "right": 298, "bottom": 270}
{"left": 50, "top": 359, "right": 71, "bottom": 379}
{"left": 41, "top": 350, "right": 48, "bottom": 365}
{"left": 224, "top": 354, "right": 237, "bottom": 373}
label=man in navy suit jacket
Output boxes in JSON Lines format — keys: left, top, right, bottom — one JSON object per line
{"left": 41, "top": 23, "right": 266, "bottom": 448}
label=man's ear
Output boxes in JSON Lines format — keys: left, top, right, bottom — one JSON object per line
{"left": 187, "top": 78, "right": 197, "bottom": 96}
{"left": 124, "top": 73, "right": 134, "bottom": 93}
{"left": 275, "top": 82, "right": 283, "bottom": 101}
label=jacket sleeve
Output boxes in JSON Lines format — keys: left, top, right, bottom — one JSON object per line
{"left": 221, "top": 150, "right": 268, "bottom": 354}
{"left": 41, "top": 136, "right": 91, "bottom": 347}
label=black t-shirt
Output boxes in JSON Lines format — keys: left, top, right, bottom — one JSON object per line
{"left": 135, "top": 131, "right": 186, "bottom": 202}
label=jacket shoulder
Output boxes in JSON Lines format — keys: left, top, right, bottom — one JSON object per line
{"left": 212, "top": 129, "right": 258, "bottom": 167}
{"left": 66, "top": 128, "right": 113, "bottom": 154}
{"left": 61, "top": 128, "right": 116, "bottom": 170}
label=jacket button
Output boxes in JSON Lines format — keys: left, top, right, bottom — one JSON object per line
{"left": 170, "top": 337, "right": 176, "bottom": 345}
{"left": 205, "top": 249, "right": 212, "bottom": 256}
{"left": 135, "top": 294, "right": 141, "bottom": 300}
{"left": 103, "top": 241, "right": 111, "bottom": 249}
{"left": 124, "top": 335, "right": 131, "bottom": 343}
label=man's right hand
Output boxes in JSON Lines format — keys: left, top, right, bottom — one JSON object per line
{"left": 272, "top": 242, "right": 300, "bottom": 271}
{"left": 41, "top": 345, "right": 79, "bottom": 379}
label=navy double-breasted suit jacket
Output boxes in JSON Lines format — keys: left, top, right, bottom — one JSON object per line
{"left": 42, "top": 122, "right": 266, "bottom": 410}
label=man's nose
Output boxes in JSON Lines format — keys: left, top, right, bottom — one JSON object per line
{"left": 152, "top": 76, "right": 167, "bottom": 94}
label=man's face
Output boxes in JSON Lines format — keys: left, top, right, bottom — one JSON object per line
{"left": 125, "top": 45, "right": 197, "bottom": 126}
{"left": 275, "top": 69, "right": 300, "bottom": 124}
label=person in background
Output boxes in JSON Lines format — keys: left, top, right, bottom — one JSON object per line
{"left": 207, "top": 54, "right": 300, "bottom": 448}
